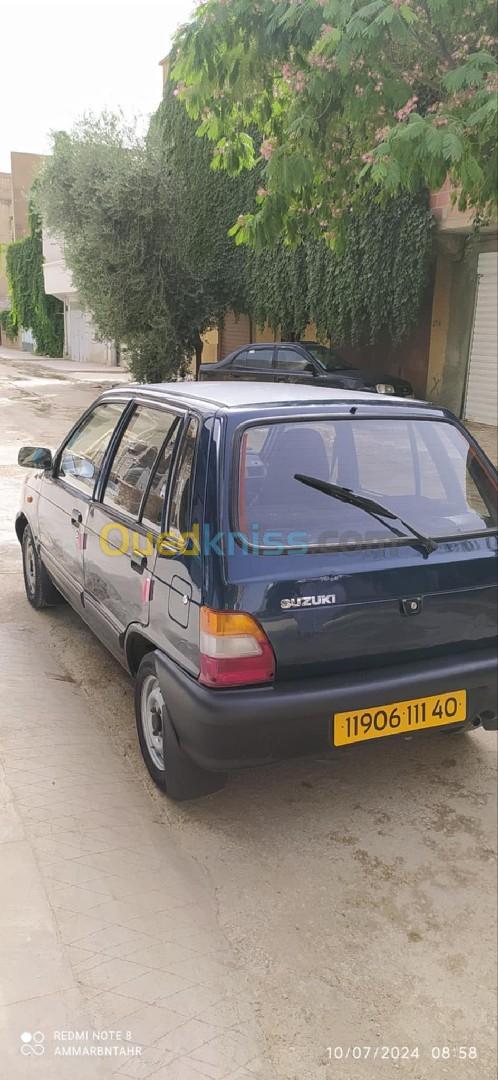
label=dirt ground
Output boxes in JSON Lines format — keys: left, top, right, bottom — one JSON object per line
{"left": 0, "top": 354, "right": 496, "bottom": 1080}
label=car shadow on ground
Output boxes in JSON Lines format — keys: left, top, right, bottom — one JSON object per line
{"left": 33, "top": 600, "right": 494, "bottom": 852}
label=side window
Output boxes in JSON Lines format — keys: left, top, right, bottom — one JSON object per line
{"left": 169, "top": 417, "right": 199, "bottom": 536}
{"left": 58, "top": 402, "right": 125, "bottom": 494}
{"left": 234, "top": 347, "right": 273, "bottom": 370}
{"left": 102, "top": 406, "right": 179, "bottom": 520}
{"left": 232, "top": 350, "right": 248, "bottom": 368}
{"left": 141, "top": 417, "right": 182, "bottom": 528}
{"left": 275, "top": 348, "right": 313, "bottom": 372}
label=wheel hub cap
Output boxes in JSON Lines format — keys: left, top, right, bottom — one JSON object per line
{"left": 25, "top": 537, "right": 36, "bottom": 592}
{"left": 141, "top": 675, "right": 165, "bottom": 771}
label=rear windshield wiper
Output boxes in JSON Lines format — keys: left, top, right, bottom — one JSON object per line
{"left": 294, "top": 474, "right": 438, "bottom": 558}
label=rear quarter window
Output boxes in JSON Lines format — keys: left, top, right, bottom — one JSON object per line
{"left": 169, "top": 417, "right": 199, "bottom": 535}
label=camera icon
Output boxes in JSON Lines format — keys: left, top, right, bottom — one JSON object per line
{"left": 20, "top": 1031, "right": 45, "bottom": 1056}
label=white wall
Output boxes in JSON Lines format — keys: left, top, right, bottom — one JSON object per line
{"left": 42, "top": 232, "right": 77, "bottom": 299}
{"left": 43, "top": 229, "right": 116, "bottom": 365}
{"left": 67, "top": 302, "right": 115, "bottom": 365}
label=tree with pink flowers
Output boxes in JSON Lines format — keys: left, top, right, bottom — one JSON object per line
{"left": 173, "top": 0, "right": 497, "bottom": 248}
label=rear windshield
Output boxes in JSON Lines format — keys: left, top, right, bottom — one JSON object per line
{"left": 237, "top": 418, "right": 497, "bottom": 552}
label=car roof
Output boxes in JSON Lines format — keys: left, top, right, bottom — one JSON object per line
{"left": 104, "top": 379, "right": 436, "bottom": 415}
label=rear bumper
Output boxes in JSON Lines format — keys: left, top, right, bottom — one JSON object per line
{"left": 155, "top": 648, "right": 498, "bottom": 772}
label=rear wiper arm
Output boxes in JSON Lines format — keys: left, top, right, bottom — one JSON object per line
{"left": 294, "top": 474, "right": 438, "bottom": 558}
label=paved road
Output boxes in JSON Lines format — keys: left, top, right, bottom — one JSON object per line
{"left": 0, "top": 355, "right": 496, "bottom": 1080}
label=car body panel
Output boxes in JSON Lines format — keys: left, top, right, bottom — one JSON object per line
{"left": 37, "top": 474, "right": 89, "bottom": 609}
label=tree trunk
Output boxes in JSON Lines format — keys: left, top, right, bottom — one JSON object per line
{"left": 281, "top": 324, "right": 297, "bottom": 341}
{"left": 194, "top": 333, "right": 203, "bottom": 379}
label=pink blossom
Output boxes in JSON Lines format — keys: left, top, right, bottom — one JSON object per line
{"left": 309, "top": 52, "right": 336, "bottom": 70}
{"left": 396, "top": 94, "right": 418, "bottom": 122}
{"left": 434, "top": 117, "right": 449, "bottom": 127}
{"left": 375, "top": 126, "right": 390, "bottom": 143}
{"left": 260, "top": 138, "right": 274, "bottom": 160}
{"left": 362, "top": 152, "right": 374, "bottom": 164}
{"left": 257, "top": 187, "right": 269, "bottom": 197}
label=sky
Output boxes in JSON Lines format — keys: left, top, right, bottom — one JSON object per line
{"left": 0, "top": 0, "right": 195, "bottom": 172}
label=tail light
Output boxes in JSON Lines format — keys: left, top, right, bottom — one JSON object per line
{"left": 199, "top": 607, "right": 275, "bottom": 688}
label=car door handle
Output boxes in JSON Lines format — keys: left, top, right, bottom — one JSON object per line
{"left": 71, "top": 510, "right": 83, "bottom": 527}
{"left": 131, "top": 555, "right": 147, "bottom": 574}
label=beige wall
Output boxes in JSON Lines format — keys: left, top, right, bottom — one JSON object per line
{"left": 10, "top": 152, "right": 44, "bottom": 240}
{"left": 425, "top": 231, "right": 498, "bottom": 415}
{"left": 0, "top": 153, "right": 45, "bottom": 348}
{"left": 254, "top": 323, "right": 280, "bottom": 344}
{"left": 0, "top": 172, "right": 12, "bottom": 312}
{"left": 426, "top": 252, "right": 453, "bottom": 402}
{"left": 200, "top": 327, "right": 219, "bottom": 363}
{"left": 430, "top": 181, "right": 497, "bottom": 235}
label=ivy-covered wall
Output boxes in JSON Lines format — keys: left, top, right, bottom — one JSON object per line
{"left": 246, "top": 192, "right": 435, "bottom": 348}
{"left": 5, "top": 205, "right": 64, "bottom": 357}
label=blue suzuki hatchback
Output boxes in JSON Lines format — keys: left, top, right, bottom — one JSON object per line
{"left": 16, "top": 382, "right": 498, "bottom": 799}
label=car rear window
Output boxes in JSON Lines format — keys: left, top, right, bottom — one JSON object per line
{"left": 237, "top": 418, "right": 497, "bottom": 552}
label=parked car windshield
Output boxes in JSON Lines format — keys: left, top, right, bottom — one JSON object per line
{"left": 237, "top": 418, "right": 497, "bottom": 551}
{"left": 303, "top": 343, "right": 353, "bottom": 372}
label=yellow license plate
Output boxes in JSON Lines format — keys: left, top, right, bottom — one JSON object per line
{"left": 334, "top": 690, "right": 467, "bottom": 747}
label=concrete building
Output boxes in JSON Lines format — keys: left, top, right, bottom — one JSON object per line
{"left": 427, "top": 183, "right": 497, "bottom": 428}
{"left": 42, "top": 232, "right": 117, "bottom": 365}
{"left": 0, "top": 172, "right": 12, "bottom": 316}
{"left": 10, "top": 152, "right": 44, "bottom": 240}
{"left": 0, "top": 152, "right": 45, "bottom": 349}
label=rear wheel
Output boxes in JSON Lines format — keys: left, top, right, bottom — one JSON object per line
{"left": 135, "top": 652, "right": 226, "bottom": 800}
{"left": 21, "top": 525, "right": 63, "bottom": 609}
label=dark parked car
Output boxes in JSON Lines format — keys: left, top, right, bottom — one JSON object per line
{"left": 16, "top": 382, "right": 497, "bottom": 800}
{"left": 199, "top": 341, "right": 415, "bottom": 396}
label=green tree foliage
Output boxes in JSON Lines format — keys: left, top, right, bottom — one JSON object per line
{"left": 38, "top": 100, "right": 258, "bottom": 381}
{"left": 0, "top": 308, "right": 18, "bottom": 339}
{"left": 5, "top": 206, "right": 63, "bottom": 356}
{"left": 173, "top": 0, "right": 498, "bottom": 248}
{"left": 38, "top": 88, "right": 434, "bottom": 377}
{"left": 149, "top": 88, "right": 258, "bottom": 327}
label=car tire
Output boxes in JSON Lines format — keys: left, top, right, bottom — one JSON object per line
{"left": 135, "top": 652, "right": 227, "bottom": 800}
{"left": 21, "top": 525, "right": 64, "bottom": 609}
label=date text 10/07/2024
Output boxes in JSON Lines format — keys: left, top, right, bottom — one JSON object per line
{"left": 327, "top": 1046, "right": 478, "bottom": 1062}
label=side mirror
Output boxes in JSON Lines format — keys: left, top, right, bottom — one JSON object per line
{"left": 18, "top": 446, "right": 53, "bottom": 470}
{"left": 304, "top": 361, "right": 316, "bottom": 375}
